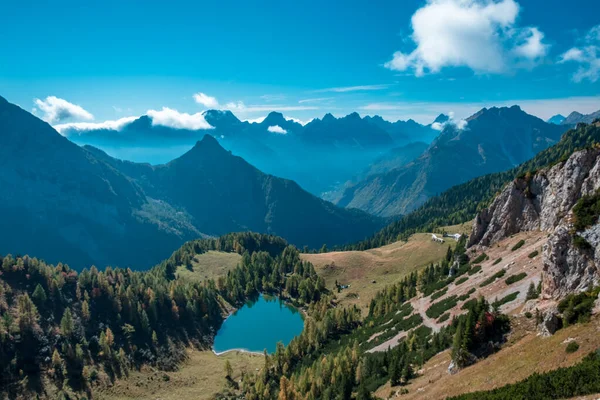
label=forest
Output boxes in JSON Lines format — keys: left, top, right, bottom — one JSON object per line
{"left": 0, "top": 232, "right": 327, "bottom": 399}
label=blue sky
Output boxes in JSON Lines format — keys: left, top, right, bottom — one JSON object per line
{"left": 1, "top": 0, "right": 599, "bottom": 126}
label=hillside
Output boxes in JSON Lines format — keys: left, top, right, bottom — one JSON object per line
{"left": 0, "top": 95, "right": 195, "bottom": 269}
{"left": 302, "top": 225, "right": 469, "bottom": 311}
{"left": 88, "top": 134, "right": 385, "bottom": 250}
{"left": 336, "top": 106, "right": 567, "bottom": 217}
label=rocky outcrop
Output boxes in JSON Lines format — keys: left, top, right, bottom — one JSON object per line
{"left": 469, "top": 148, "right": 600, "bottom": 300}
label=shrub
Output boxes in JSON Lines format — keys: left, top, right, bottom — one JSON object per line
{"left": 458, "top": 288, "right": 476, "bottom": 302}
{"left": 558, "top": 286, "right": 600, "bottom": 326}
{"left": 455, "top": 276, "right": 469, "bottom": 285}
{"left": 505, "top": 272, "right": 527, "bottom": 285}
{"left": 472, "top": 253, "right": 488, "bottom": 264}
{"left": 431, "top": 287, "right": 448, "bottom": 301}
{"left": 426, "top": 295, "right": 459, "bottom": 319}
{"left": 480, "top": 270, "right": 506, "bottom": 287}
{"left": 528, "top": 250, "right": 539, "bottom": 258}
{"left": 437, "top": 313, "right": 451, "bottom": 323}
{"left": 566, "top": 341, "right": 580, "bottom": 354}
{"left": 524, "top": 311, "right": 532, "bottom": 318}
{"left": 461, "top": 298, "right": 478, "bottom": 310}
{"left": 572, "top": 189, "right": 600, "bottom": 231}
{"left": 492, "top": 258, "right": 503, "bottom": 266}
{"left": 468, "top": 265, "right": 482, "bottom": 275}
{"left": 573, "top": 235, "right": 592, "bottom": 250}
{"left": 511, "top": 240, "right": 525, "bottom": 251}
{"left": 492, "top": 292, "right": 520, "bottom": 308}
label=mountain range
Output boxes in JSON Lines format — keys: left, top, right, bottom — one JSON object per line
{"left": 60, "top": 109, "right": 442, "bottom": 196}
{"left": 335, "top": 105, "right": 568, "bottom": 217}
{"left": 0, "top": 96, "right": 384, "bottom": 269}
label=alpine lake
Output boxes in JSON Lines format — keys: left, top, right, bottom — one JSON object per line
{"left": 213, "top": 294, "right": 305, "bottom": 355}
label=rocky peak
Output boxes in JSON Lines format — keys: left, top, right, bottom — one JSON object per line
{"left": 468, "top": 148, "right": 600, "bottom": 299}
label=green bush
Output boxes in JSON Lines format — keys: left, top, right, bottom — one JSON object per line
{"left": 573, "top": 235, "right": 592, "bottom": 250}
{"left": 572, "top": 189, "right": 600, "bottom": 231}
{"left": 492, "top": 258, "right": 502, "bottom": 266}
{"left": 426, "top": 295, "right": 459, "bottom": 319}
{"left": 455, "top": 276, "right": 469, "bottom": 285}
{"left": 558, "top": 286, "right": 600, "bottom": 326}
{"left": 511, "top": 240, "right": 526, "bottom": 251}
{"left": 472, "top": 253, "right": 488, "bottom": 264}
{"left": 461, "top": 298, "right": 478, "bottom": 310}
{"left": 437, "top": 313, "right": 451, "bottom": 323}
{"left": 524, "top": 311, "right": 532, "bottom": 318}
{"left": 505, "top": 272, "right": 527, "bottom": 285}
{"left": 431, "top": 287, "right": 448, "bottom": 301}
{"left": 480, "top": 270, "right": 506, "bottom": 287}
{"left": 566, "top": 341, "right": 580, "bottom": 354}
{"left": 468, "top": 265, "right": 482, "bottom": 275}
{"left": 528, "top": 250, "right": 539, "bottom": 258}
{"left": 492, "top": 292, "right": 520, "bottom": 308}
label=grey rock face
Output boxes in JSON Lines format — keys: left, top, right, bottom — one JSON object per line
{"left": 469, "top": 148, "right": 600, "bottom": 300}
{"left": 538, "top": 306, "right": 561, "bottom": 337}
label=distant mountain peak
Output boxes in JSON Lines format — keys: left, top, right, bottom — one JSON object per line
{"left": 345, "top": 111, "right": 361, "bottom": 120}
{"left": 322, "top": 113, "right": 336, "bottom": 122}
{"left": 202, "top": 109, "right": 241, "bottom": 127}
{"left": 261, "top": 111, "right": 287, "bottom": 126}
{"left": 547, "top": 114, "right": 566, "bottom": 125}
{"left": 433, "top": 114, "right": 449, "bottom": 124}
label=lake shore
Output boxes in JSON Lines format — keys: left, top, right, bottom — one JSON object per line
{"left": 212, "top": 348, "right": 265, "bottom": 356}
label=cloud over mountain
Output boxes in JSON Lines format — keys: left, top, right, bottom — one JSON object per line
{"left": 267, "top": 125, "right": 287, "bottom": 134}
{"left": 146, "top": 107, "right": 213, "bottom": 130}
{"left": 384, "top": 0, "right": 548, "bottom": 76}
{"left": 34, "top": 96, "right": 94, "bottom": 123}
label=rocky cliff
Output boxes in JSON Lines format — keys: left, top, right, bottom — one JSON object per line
{"left": 468, "top": 147, "right": 600, "bottom": 299}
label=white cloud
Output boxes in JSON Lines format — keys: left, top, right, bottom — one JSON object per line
{"left": 260, "top": 94, "right": 286, "bottom": 102}
{"left": 147, "top": 107, "right": 213, "bottom": 130}
{"left": 513, "top": 27, "right": 548, "bottom": 62}
{"left": 384, "top": 0, "right": 548, "bottom": 76}
{"left": 267, "top": 125, "right": 287, "bottom": 134}
{"left": 298, "top": 97, "right": 334, "bottom": 104}
{"left": 314, "top": 84, "right": 390, "bottom": 93}
{"left": 193, "top": 92, "right": 220, "bottom": 108}
{"left": 285, "top": 116, "right": 313, "bottom": 126}
{"left": 54, "top": 116, "right": 138, "bottom": 134}
{"left": 559, "top": 25, "right": 600, "bottom": 83}
{"left": 431, "top": 111, "right": 468, "bottom": 131}
{"left": 34, "top": 96, "right": 94, "bottom": 123}
{"left": 245, "top": 116, "right": 267, "bottom": 124}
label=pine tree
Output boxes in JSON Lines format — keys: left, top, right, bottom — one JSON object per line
{"left": 32, "top": 284, "right": 47, "bottom": 306}
{"left": 526, "top": 282, "right": 538, "bottom": 300}
{"left": 60, "top": 308, "right": 74, "bottom": 337}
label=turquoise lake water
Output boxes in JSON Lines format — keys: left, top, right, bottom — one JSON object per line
{"left": 213, "top": 294, "right": 304, "bottom": 354}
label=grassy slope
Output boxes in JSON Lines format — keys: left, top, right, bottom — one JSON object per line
{"left": 175, "top": 251, "right": 242, "bottom": 283}
{"left": 376, "top": 314, "right": 600, "bottom": 400}
{"left": 95, "top": 350, "right": 263, "bottom": 400}
{"left": 302, "top": 229, "right": 464, "bottom": 312}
